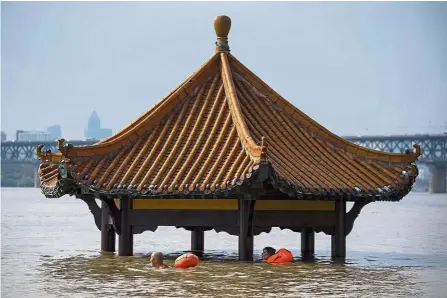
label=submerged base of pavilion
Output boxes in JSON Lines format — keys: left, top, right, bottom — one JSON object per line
{"left": 81, "top": 195, "right": 370, "bottom": 260}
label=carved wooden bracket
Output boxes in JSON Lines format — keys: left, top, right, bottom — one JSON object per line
{"left": 79, "top": 196, "right": 101, "bottom": 231}
{"left": 345, "top": 201, "right": 371, "bottom": 236}
{"left": 281, "top": 201, "right": 371, "bottom": 236}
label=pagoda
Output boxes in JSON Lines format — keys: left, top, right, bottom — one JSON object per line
{"left": 37, "top": 15, "right": 420, "bottom": 260}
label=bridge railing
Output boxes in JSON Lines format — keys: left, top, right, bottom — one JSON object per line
{"left": 344, "top": 135, "right": 447, "bottom": 164}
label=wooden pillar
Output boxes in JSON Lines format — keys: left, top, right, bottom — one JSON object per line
{"left": 301, "top": 227, "right": 315, "bottom": 259}
{"left": 118, "top": 197, "right": 133, "bottom": 256}
{"left": 101, "top": 200, "right": 115, "bottom": 253}
{"left": 238, "top": 198, "right": 254, "bottom": 261}
{"left": 331, "top": 199, "right": 346, "bottom": 259}
{"left": 191, "top": 227, "right": 204, "bottom": 253}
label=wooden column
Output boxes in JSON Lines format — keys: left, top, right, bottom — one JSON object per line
{"left": 238, "top": 198, "right": 254, "bottom": 261}
{"left": 331, "top": 199, "right": 346, "bottom": 259}
{"left": 191, "top": 227, "right": 204, "bottom": 254}
{"left": 101, "top": 200, "right": 115, "bottom": 253}
{"left": 118, "top": 197, "right": 133, "bottom": 256}
{"left": 301, "top": 227, "right": 315, "bottom": 259}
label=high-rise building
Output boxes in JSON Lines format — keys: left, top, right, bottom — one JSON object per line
{"left": 16, "top": 130, "right": 53, "bottom": 141}
{"left": 84, "top": 111, "right": 112, "bottom": 140}
{"left": 16, "top": 130, "right": 24, "bottom": 141}
{"left": 98, "top": 128, "right": 113, "bottom": 139}
{"left": 1, "top": 131, "right": 6, "bottom": 142}
{"left": 47, "top": 125, "right": 62, "bottom": 140}
{"left": 87, "top": 111, "right": 100, "bottom": 134}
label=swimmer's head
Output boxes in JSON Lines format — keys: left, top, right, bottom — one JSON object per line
{"left": 262, "top": 247, "right": 276, "bottom": 260}
{"left": 150, "top": 252, "right": 163, "bottom": 266}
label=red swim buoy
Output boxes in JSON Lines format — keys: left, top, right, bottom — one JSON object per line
{"left": 267, "top": 248, "right": 293, "bottom": 264}
{"left": 174, "top": 253, "right": 200, "bottom": 269}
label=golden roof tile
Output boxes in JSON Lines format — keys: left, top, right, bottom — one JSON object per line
{"left": 37, "top": 15, "right": 420, "bottom": 201}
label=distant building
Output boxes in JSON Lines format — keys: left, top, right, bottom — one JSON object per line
{"left": 84, "top": 111, "right": 112, "bottom": 140}
{"left": 1, "top": 131, "right": 6, "bottom": 142}
{"left": 47, "top": 124, "right": 62, "bottom": 140}
{"left": 98, "top": 128, "right": 113, "bottom": 139}
{"left": 16, "top": 130, "right": 53, "bottom": 142}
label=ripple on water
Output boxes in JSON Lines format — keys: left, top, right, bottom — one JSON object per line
{"left": 2, "top": 189, "right": 447, "bottom": 297}
{"left": 30, "top": 254, "right": 434, "bottom": 298}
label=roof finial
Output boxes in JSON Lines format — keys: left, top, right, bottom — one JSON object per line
{"left": 214, "top": 15, "right": 231, "bottom": 52}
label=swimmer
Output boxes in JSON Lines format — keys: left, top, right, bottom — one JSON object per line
{"left": 262, "top": 247, "right": 293, "bottom": 263}
{"left": 261, "top": 247, "right": 276, "bottom": 261}
{"left": 150, "top": 252, "right": 169, "bottom": 269}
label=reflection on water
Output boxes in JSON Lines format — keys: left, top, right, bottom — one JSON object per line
{"left": 39, "top": 254, "right": 424, "bottom": 298}
{"left": 2, "top": 189, "right": 447, "bottom": 297}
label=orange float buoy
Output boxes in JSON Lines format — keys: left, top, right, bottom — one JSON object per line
{"left": 174, "top": 253, "right": 199, "bottom": 269}
{"left": 267, "top": 248, "right": 293, "bottom": 264}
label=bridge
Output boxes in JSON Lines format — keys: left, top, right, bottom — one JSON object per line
{"left": 344, "top": 134, "right": 447, "bottom": 165}
{"left": 345, "top": 134, "right": 447, "bottom": 193}
{"left": 1, "top": 134, "right": 446, "bottom": 192}
{"left": 1, "top": 140, "right": 96, "bottom": 164}
{"left": 1, "top": 140, "right": 96, "bottom": 188}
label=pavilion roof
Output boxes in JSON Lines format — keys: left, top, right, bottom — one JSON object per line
{"left": 37, "top": 16, "right": 420, "bottom": 201}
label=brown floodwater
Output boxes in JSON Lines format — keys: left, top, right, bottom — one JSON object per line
{"left": 2, "top": 188, "right": 447, "bottom": 297}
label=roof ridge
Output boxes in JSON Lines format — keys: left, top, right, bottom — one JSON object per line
{"left": 56, "top": 53, "right": 220, "bottom": 158}
{"left": 227, "top": 53, "right": 421, "bottom": 165}
{"left": 220, "top": 52, "right": 267, "bottom": 164}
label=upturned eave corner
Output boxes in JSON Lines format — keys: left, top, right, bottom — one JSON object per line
{"left": 409, "top": 143, "right": 422, "bottom": 163}
{"left": 344, "top": 141, "right": 422, "bottom": 164}
{"left": 316, "top": 119, "right": 423, "bottom": 164}
{"left": 36, "top": 143, "right": 64, "bottom": 163}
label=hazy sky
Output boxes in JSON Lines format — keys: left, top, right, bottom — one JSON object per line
{"left": 2, "top": 2, "right": 446, "bottom": 140}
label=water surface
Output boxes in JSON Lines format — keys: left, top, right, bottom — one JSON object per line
{"left": 2, "top": 188, "right": 447, "bottom": 297}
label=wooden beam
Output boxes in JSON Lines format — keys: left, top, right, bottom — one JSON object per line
{"left": 129, "top": 210, "right": 335, "bottom": 228}
{"left": 118, "top": 197, "right": 133, "bottom": 256}
{"left": 131, "top": 199, "right": 335, "bottom": 211}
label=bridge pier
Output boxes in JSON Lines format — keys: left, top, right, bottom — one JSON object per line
{"left": 429, "top": 165, "right": 447, "bottom": 193}
{"left": 34, "top": 165, "right": 40, "bottom": 188}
